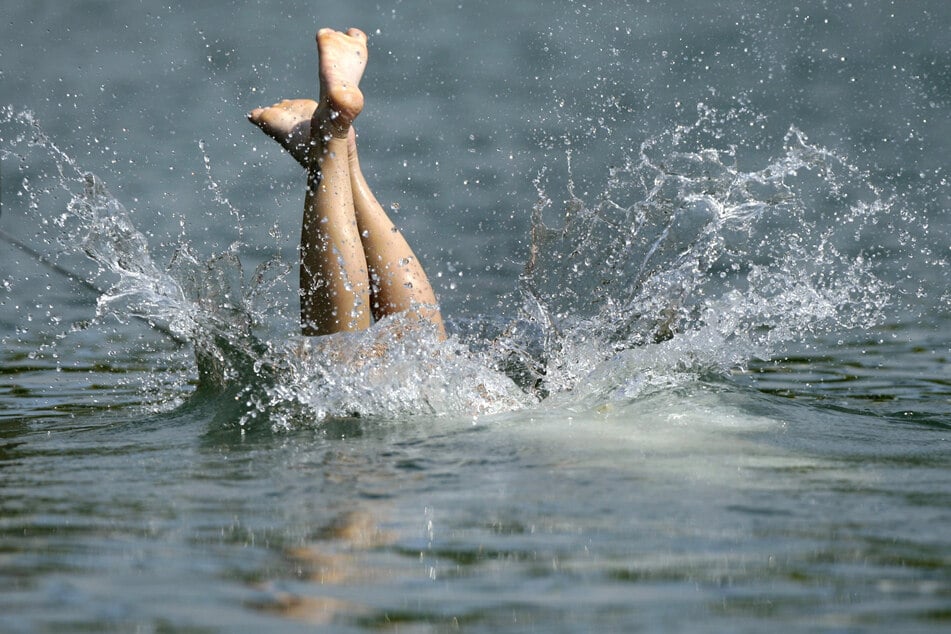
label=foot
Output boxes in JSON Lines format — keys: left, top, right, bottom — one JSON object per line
{"left": 314, "top": 27, "right": 367, "bottom": 139}
{"left": 248, "top": 99, "right": 318, "bottom": 168}
{"left": 249, "top": 101, "right": 362, "bottom": 169}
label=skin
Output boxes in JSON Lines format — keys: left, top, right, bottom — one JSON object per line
{"left": 248, "top": 28, "right": 446, "bottom": 339}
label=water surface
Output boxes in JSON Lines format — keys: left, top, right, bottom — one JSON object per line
{"left": 1, "top": 1, "right": 949, "bottom": 631}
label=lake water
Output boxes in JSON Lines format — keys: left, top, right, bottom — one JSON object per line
{"left": 1, "top": 1, "right": 949, "bottom": 631}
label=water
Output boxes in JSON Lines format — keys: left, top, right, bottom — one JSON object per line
{"left": 2, "top": 0, "right": 949, "bottom": 631}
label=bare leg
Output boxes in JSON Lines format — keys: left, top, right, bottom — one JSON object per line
{"left": 345, "top": 129, "right": 446, "bottom": 338}
{"left": 249, "top": 98, "right": 446, "bottom": 339}
{"left": 300, "top": 134, "right": 369, "bottom": 336}
{"left": 251, "top": 29, "right": 371, "bottom": 336}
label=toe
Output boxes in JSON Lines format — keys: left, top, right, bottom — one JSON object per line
{"left": 346, "top": 28, "right": 367, "bottom": 43}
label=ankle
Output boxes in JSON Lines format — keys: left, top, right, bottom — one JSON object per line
{"left": 313, "top": 105, "right": 351, "bottom": 140}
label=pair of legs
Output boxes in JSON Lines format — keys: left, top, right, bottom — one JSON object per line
{"left": 248, "top": 28, "right": 445, "bottom": 339}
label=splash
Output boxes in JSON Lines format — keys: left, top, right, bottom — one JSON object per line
{"left": 496, "top": 104, "right": 894, "bottom": 399}
{"left": 2, "top": 105, "right": 907, "bottom": 425}
{"left": 0, "top": 107, "right": 530, "bottom": 427}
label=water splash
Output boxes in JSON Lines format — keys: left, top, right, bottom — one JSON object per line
{"left": 240, "top": 317, "right": 529, "bottom": 431}
{"left": 1, "top": 108, "right": 529, "bottom": 428}
{"left": 495, "top": 105, "right": 894, "bottom": 399}
{"left": 2, "top": 105, "right": 911, "bottom": 426}
{"left": 1, "top": 108, "right": 194, "bottom": 341}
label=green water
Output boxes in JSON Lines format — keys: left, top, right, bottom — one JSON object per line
{"left": 1, "top": 0, "right": 949, "bottom": 631}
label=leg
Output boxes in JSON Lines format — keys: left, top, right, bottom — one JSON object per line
{"left": 346, "top": 128, "right": 446, "bottom": 339}
{"left": 249, "top": 99, "right": 446, "bottom": 339}
{"left": 251, "top": 29, "right": 371, "bottom": 336}
{"left": 300, "top": 133, "right": 370, "bottom": 336}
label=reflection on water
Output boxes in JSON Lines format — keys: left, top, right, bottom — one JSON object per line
{"left": 251, "top": 510, "right": 391, "bottom": 624}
